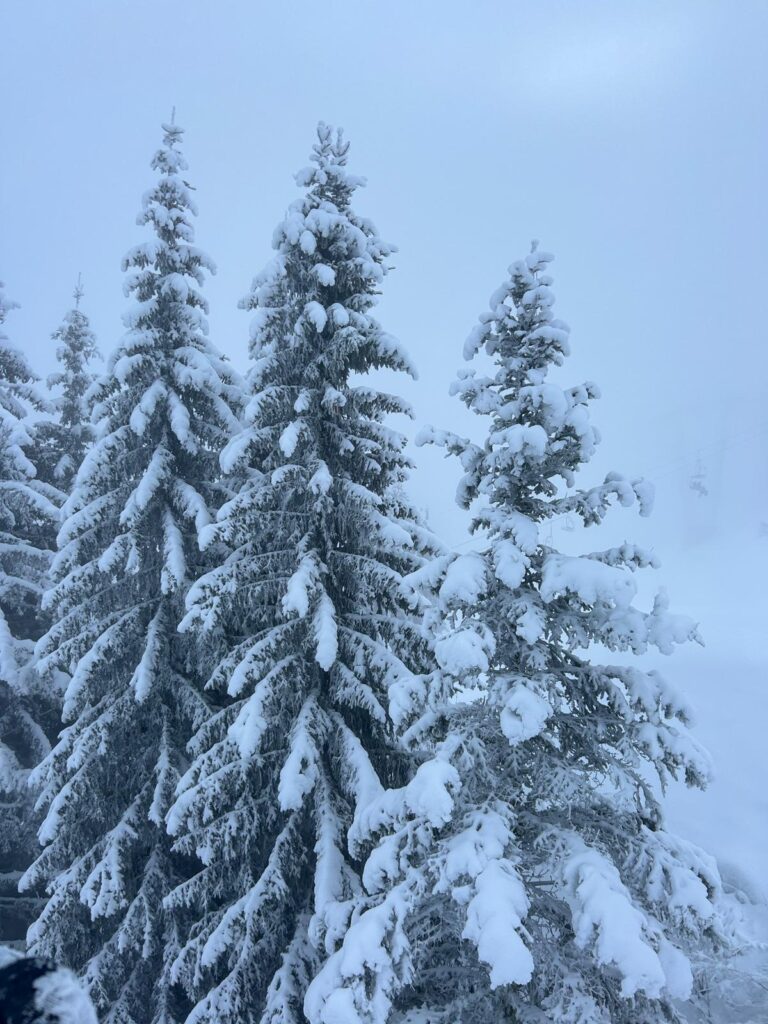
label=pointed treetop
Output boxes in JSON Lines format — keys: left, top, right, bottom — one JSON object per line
{"left": 141, "top": 118, "right": 199, "bottom": 230}
{"left": 295, "top": 121, "right": 365, "bottom": 204}
{"left": 73, "top": 273, "right": 84, "bottom": 309}
{"left": 160, "top": 113, "right": 184, "bottom": 151}
{"left": 313, "top": 121, "right": 349, "bottom": 166}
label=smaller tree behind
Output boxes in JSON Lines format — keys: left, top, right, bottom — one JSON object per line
{"left": 34, "top": 277, "right": 100, "bottom": 493}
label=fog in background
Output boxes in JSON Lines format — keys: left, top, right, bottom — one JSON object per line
{"left": 3, "top": 1, "right": 766, "bottom": 887}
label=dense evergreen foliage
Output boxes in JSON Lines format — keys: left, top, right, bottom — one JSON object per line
{"left": 33, "top": 280, "right": 100, "bottom": 492}
{"left": 403, "top": 247, "right": 729, "bottom": 1023}
{"left": 165, "top": 124, "right": 439, "bottom": 1024}
{"left": 21, "top": 123, "right": 242, "bottom": 1023}
{"left": 0, "top": 284, "right": 59, "bottom": 949}
{"left": 0, "top": 123, "right": 760, "bottom": 1024}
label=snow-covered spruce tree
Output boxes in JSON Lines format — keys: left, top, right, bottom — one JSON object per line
{"left": 306, "top": 247, "right": 732, "bottom": 1024}
{"left": 21, "top": 122, "right": 242, "bottom": 1023}
{"left": 0, "top": 284, "right": 59, "bottom": 949}
{"left": 34, "top": 278, "right": 100, "bottom": 492}
{"left": 165, "top": 123, "right": 442, "bottom": 1024}
{"left": 413, "top": 248, "right": 729, "bottom": 1022}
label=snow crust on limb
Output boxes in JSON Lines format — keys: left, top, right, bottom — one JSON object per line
{"left": 166, "top": 123, "right": 442, "bottom": 1024}
{"left": 0, "top": 282, "right": 59, "bottom": 949}
{"left": 304, "top": 744, "right": 463, "bottom": 1024}
{"left": 561, "top": 834, "right": 684, "bottom": 999}
{"left": 462, "top": 859, "right": 533, "bottom": 988}
{"left": 22, "top": 122, "right": 242, "bottom": 1024}
{"left": 307, "top": 764, "right": 536, "bottom": 1024}
{"left": 401, "top": 245, "right": 732, "bottom": 1023}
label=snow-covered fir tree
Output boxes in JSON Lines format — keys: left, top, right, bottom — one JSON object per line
{"left": 21, "top": 122, "right": 243, "bottom": 1023}
{"left": 0, "top": 283, "right": 59, "bottom": 949}
{"left": 34, "top": 278, "right": 100, "bottom": 492}
{"left": 165, "top": 123, "right": 441, "bottom": 1024}
{"left": 306, "top": 247, "right": 733, "bottom": 1024}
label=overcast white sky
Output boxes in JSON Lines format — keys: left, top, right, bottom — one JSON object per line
{"left": 2, "top": 0, "right": 767, "bottom": 879}
{"left": 3, "top": 0, "right": 767, "bottom": 541}
{"left": 3, "top": 4, "right": 765, "bottom": 536}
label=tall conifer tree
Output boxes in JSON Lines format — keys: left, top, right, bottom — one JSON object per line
{"left": 311, "top": 247, "right": 730, "bottom": 1024}
{"left": 165, "top": 124, "right": 440, "bottom": 1024}
{"left": 23, "top": 123, "right": 242, "bottom": 1023}
{"left": 0, "top": 283, "right": 58, "bottom": 948}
